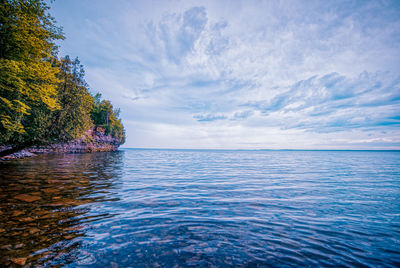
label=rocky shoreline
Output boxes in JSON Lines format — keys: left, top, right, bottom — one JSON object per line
{"left": 0, "top": 149, "right": 36, "bottom": 160}
{"left": 0, "top": 127, "right": 121, "bottom": 160}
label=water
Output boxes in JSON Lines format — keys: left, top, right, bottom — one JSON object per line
{"left": 0, "top": 149, "right": 399, "bottom": 267}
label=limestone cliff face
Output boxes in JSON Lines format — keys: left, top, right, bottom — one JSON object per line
{"left": 29, "top": 126, "right": 121, "bottom": 154}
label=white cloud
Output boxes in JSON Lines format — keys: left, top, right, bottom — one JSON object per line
{"left": 50, "top": 0, "right": 400, "bottom": 149}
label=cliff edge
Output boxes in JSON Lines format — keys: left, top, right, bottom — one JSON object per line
{"left": 0, "top": 126, "right": 121, "bottom": 160}
{"left": 30, "top": 126, "right": 121, "bottom": 154}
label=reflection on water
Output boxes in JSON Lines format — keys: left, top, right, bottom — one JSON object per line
{"left": 0, "top": 152, "right": 123, "bottom": 266}
{"left": 1, "top": 149, "right": 400, "bottom": 267}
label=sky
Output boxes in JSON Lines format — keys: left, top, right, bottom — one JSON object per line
{"left": 49, "top": 0, "right": 400, "bottom": 149}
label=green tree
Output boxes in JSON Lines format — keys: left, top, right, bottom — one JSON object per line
{"left": 0, "top": 0, "right": 126, "bottom": 157}
{"left": 0, "top": 0, "right": 63, "bottom": 152}
{"left": 44, "top": 56, "right": 94, "bottom": 142}
{"left": 91, "top": 93, "right": 125, "bottom": 144}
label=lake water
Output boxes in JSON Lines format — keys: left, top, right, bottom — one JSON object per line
{"left": 0, "top": 149, "right": 399, "bottom": 267}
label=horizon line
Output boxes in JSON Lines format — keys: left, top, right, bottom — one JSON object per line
{"left": 119, "top": 147, "right": 400, "bottom": 152}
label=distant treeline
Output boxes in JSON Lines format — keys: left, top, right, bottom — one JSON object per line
{"left": 0, "top": 0, "right": 125, "bottom": 154}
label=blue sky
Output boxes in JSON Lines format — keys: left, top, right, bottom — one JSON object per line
{"left": 49, "top": 0, "right": 400, "bottom": 149}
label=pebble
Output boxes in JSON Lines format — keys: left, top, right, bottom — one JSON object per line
{"left": 12, "top": 211, "right": 25, "bottom": 217}
{"left": 14, "top": 243, "right": 24, "bottom": 248}
{"left": 11, "top": 257, "right": 27, "bottom": 266}
{"left": 29, "top": 228, "right": 40, "bottom": 234}
{"left": 41, "top": 188, "right": 59, "bottom": 193}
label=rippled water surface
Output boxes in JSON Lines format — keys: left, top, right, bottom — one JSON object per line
{"left": 0, "top": 149, "right": 399, "bottom": 267}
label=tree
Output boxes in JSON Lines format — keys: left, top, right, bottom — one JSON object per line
{"left": 0, "top": 0, "right": 64, "bottom": 152}
{"left": 0, "top": 0, "right": 126, "bottom": 157}
{"left": 44, "top": 56, "right": 94, "bottom": 142}
{"left": 91, "top": 93, "right": 125, "bottom": 144}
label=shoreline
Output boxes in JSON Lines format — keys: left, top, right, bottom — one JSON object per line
{"left": 0, "top": 148, "right": 121, "bottom": 161}
{"left": 0, "top": 127, "right": 121, "bottom": 161}
{"left": 0, "top": 149, "right": 37, "bottom": 160}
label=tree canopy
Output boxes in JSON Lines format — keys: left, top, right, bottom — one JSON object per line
{"left": 0, "top": 0, "right": 63, "bottom": 146}
{"left": 91, "top": 93, "right": 126, "bottom": 144}
{"left": 0, "top": 0, "right": 125, "bottom": 153}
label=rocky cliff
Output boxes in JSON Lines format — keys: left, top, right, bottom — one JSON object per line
{"left": 29, "top": 126, "right": 121, "bottom": 154}
{"left": 0, "top": 126, "right": 121, "bottom": 160}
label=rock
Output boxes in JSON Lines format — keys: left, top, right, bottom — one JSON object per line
{"left": 0, "top": 244, "right": 12, "bottom": 250}
{"left": 0, "top": 149, "right": 36, "bottom": 160}
{"left": 14, "top": 194, "right": 41, "bottom": 202}
{"left": 64, "top": 226, "right": 82, "bottom": 231}
{"left": 12, "top": 211, "right": 25, "bottom": 217}
{"left": 41, "top": 188, "right": 59, "bottom": 193}
{"left": 14, "top": 243, "right": 24, "bottom": 248}
{"left": 29, "top": 228, "right": 40, "bottom": 234}
{"left": 18, "top": 217, "right": 34, "bottom": 222}
{"left": 2, "top": 126, "right": 121, "bottom": 159}
{"left": 64, "top": 235, "right": 75, "bottom": 240}
{"left": 11, "top": 257, "right": 27, "bottom": 266}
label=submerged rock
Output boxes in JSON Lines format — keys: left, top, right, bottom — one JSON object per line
{"left": 11, "top": 257, "right": 27, "bottom": 266}
{"left": 14, "top": 194, "right": 41, "bottom": 203}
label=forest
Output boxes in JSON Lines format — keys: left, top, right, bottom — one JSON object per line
{"left": 0, "top": 0, "right": 125, "bottom": 156}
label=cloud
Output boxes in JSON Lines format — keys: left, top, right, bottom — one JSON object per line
{"left": 239, "top": 72, "right": 400, "bottom": 131}
{"left": 158, "top": 7, "right": 208, "bottom": 64}
{"left": 193, "top": 113, "right": 227, "bottom": 122}
{"left": 50, "top": 0, "right": 400, "bottom": 149}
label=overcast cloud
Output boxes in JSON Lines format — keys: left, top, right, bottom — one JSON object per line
{"left": 50, "top": 0, "right": 400, "bottom": 149}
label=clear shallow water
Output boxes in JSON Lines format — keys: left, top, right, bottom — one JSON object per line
{"left": 0, "top": 149, "right": 399, "bottom": 267}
